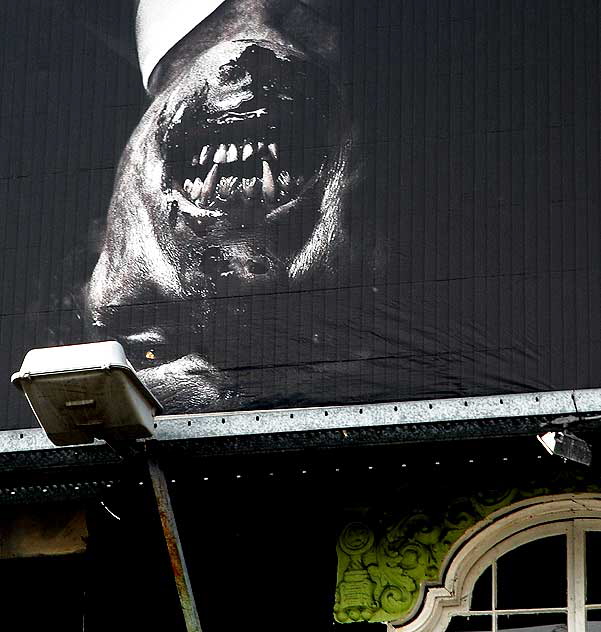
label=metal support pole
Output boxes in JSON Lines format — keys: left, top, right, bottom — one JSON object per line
{"left": 147, "top": 444, "right": 202, "bottom": 632}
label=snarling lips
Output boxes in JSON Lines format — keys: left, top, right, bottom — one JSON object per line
{"left": 159, "top": 45, "right": 340, "bottom": 240}
{"left": 181, "top": 140, "right": 310, "bottom": 222}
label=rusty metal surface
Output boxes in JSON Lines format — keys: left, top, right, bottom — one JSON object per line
{"left": 147, "top": 444, "right": 202, "bottom": 632}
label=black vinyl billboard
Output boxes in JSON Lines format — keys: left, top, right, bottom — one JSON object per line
{"left": 2, "top": 0, "right": 601, "bottom": 428}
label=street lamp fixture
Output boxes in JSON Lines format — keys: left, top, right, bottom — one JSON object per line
{"left": 10, "top": 341, "right": 201, "bottom": 632}
{"left": 11, "top": 341, "right": 162, "bottom": 446}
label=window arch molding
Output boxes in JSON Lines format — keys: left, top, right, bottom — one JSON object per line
{"left": 387, "top": 493, "right": 601, "bottom": 632}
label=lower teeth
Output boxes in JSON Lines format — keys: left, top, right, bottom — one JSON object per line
{"left": 182, "top": 170, "right": 299, "bottom": 208}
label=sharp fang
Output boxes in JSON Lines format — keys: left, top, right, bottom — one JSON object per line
{"left": 191, "top": 154, "right": 199, "bottom": 166}
{"left": 257, "top": 141, "right": 266, "bottom": 158}
{"left": 200, "top": 164, "right": 219, "bottom": 205}
{"left": 242, "top": 177, "right": 257, "bottom": 199}
{"left": 191, "top": 177, "right": 203, "bottom": 200}
{"left": 214, "top": 144, "right": 228, "bottom": 163}
{"left": 268, "top": 143, "right": 278, "bottom": 160}
{"left": 226, "top": 144, "right": 238, "bottom": 162}
{"left": 242, "top": 143, "right": 254, "bottom": 161}
{"left": 262, "top": 160, "right": 276, "bottom": 203}
{"left": 183, "top": 179, "right": 194, "bottom": 194}
{"left": 200, "top": 145, "right": 214, "bottom": 165}
{"left": 277, "top": 170, "right": 291, "bottom": 192}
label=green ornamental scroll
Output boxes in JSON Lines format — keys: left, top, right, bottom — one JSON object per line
{"left": 334, "top": 472, "right": 601, "bottom": 624}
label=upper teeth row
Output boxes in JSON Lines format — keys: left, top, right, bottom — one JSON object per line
{"left": 192, "top": 142, "right": 278, "bottom": 166}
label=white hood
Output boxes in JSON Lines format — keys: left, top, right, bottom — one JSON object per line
{"left": 136, "top": 0, "right": 227, "bottom": 89}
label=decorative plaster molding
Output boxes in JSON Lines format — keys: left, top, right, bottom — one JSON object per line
{"left": 335, "top": 476, "right": 601, "bottom": 625}
{"left": 389, "top": 494, "right": 601, "bottom": 631}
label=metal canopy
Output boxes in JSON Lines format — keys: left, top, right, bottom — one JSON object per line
{"left": 0, "top": 388, "right": 599, "bottom": 458}
{"left": 0, "top": 388, "right": 598, "bottom": 505}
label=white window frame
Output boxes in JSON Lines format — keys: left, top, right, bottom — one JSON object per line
{"left": 386, "top": 493, "right": 601, "bottom": 632}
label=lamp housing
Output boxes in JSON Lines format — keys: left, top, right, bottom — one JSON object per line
{"left": 537, "top": 430, "right": 592, "bottom": 466}
{"left": 11, "top": 341, "right": 162, "bottom": 446}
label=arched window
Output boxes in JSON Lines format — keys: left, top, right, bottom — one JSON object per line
{"left": 387, "top": 495, "right": 601, "bottom": 632}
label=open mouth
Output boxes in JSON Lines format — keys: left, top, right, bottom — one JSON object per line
{"left": 178, "top": 139, "right": 318, "bottom": 225}
{"left": 158, "top": 44, "right": 340, "bottom": 239}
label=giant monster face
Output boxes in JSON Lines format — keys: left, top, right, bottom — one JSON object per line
{"left": 85, "top": 0, "right": 355, "bottom": 411}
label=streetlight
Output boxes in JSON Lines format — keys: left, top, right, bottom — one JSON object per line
{"left": 11, "top": 341, "right": 161, "bottom": 446}
{"left": 11, "top": 341, "right": 202, "bottom": 632}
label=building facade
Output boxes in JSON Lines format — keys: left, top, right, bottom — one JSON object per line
{"left": 1, "top": 1, "right": 601, "bottom": 631}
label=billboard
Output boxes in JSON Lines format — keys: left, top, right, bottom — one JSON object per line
{"left": 2, "top": 0, "right": 601, "bottom": 428}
